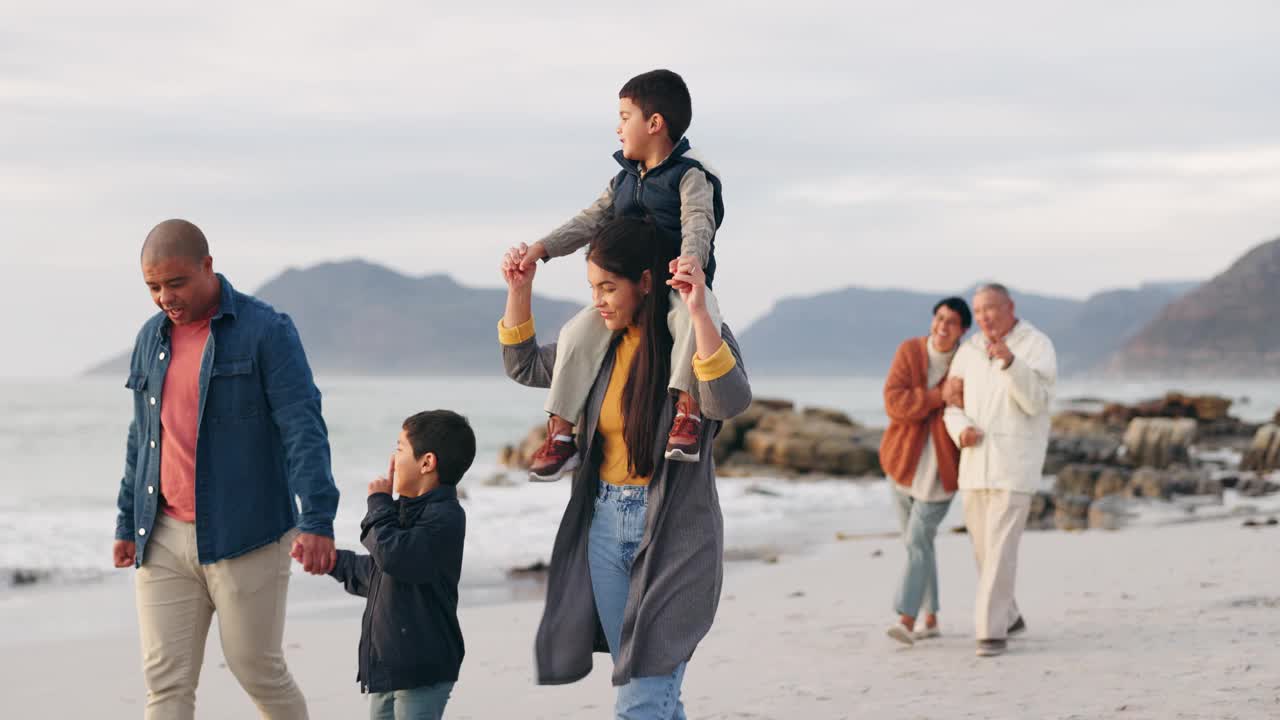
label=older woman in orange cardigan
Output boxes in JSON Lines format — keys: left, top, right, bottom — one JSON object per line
{"left": 879, "top": 297, "right": 971, "bottom": 645}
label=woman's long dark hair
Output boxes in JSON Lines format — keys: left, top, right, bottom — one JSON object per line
{"left": 586, "top": 217, "right": 678, "bottom": 478}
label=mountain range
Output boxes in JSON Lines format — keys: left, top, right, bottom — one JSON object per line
{"left": 88, "top": 236, "right": 1280, "bottom": 377}
{"left": 1104, "top": 237, "right": 1280, "bottom": 377}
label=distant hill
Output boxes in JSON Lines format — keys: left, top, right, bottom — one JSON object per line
{"left": 86, "top": 260, "right": 582, "bottom": 376}
{"left": 1050, "top": 282, "right": 1198, "bottom": 372}
{"left": 89, "top": 256, "right": 1231, "bottom": 379}
{"left": 1105, "top": 237, "right": 1280, "bottom": 377}
{"left": 736, "top": 282, "right": 1195, "bottom": 377}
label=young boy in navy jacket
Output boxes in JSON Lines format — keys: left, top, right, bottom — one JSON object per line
{"left": 305, "top": 410, "right": 474, "bottom": 720}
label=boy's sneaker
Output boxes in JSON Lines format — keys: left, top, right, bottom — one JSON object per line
{"left": 665, "top": 394, "right": 704, "bottom": 462}
{"left": 528, "top": 424, "right": 579, "bottom": 482}
{"left": 664, "top": 410, "right": 702, "bottom": 462}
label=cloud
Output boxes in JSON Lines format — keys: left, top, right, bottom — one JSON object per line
{"left": 2, "top": 0, "right": 1279, "bottom": 376}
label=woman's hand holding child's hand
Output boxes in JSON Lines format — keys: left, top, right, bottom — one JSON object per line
{"left": 502, "top": 244, "right": 537, "bottom": 290}
{"left": 667, "top": 255, "right": 706, "bottom": 315}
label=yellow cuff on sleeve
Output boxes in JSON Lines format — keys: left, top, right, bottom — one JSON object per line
{"left": 692, "top": 340, "right": 736, "bottom": 382}
{"left": 498, "top": 317, "right": 536, "bottom": 346}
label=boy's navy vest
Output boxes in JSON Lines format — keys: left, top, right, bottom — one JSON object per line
{"left": 611, "top": 137, "right": 725, "bottom": 287}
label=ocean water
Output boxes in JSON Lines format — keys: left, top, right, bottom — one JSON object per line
{"left": 2, "top": 375, "right": 1277, "bottom": 597}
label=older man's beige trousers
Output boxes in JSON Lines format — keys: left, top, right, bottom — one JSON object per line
{"left": 962, "top": 488, "right": 1031, "bottom": 641}
{"left": 134, "top": 514, "right": 307, "bottom": 720}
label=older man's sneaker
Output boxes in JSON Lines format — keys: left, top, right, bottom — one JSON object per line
{"left": 528, "top": 422, "right": 580, "bottom": 482}
{"left": 976, "top": 639, "right": 1007, "bottom": 657}
{"left": 1008, "top": 616, "right": 1027, "bottom": 637}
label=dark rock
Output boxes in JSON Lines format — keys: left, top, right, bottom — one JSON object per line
{"left": 1026, "top": 491, "right": 1056, "bottom": 530}
{"left": 1051, "top": 411, "right": 1109, "bottom": 436}
{"left": 507, "top": 560, "right": 549, "bottom": 577}
{"left": 1128, "top": 392, "right": 1233, "bottom": 421}
{"left": 1088, "top": 495, "right": 1135, "bottom": 530}
{"left": 11, "top": 569, "right": 43, "bottom": 586}
{"left": 1043, "top": 434, "right": 1122, "bottom": 475}
{"left": 802, "top": 407, "right": 857, "bottom": 426}
{"left": 1055, "top": 464, "right": 1100, "bottom": 497}
{"left": 1095, "top": 468, "right": 1130, "bottom": 498}
{"left": 1126, "top": 467, "right": 1218, "bottom": 499}
{"left": 1195, "top": 476, "right": 1224, "bottom": 496}
{"left": 733, "top": 405, "right": 880, "bottom": 477}
{"left": 1054, "top": 495, "right": 1092, "bottom": 531}
{"left": 1236, "top": 476, "right": 1280, "bottom": 497}
{"left": 714, "top": 401, "right": 774, "bottom": 463}
{"left": 1241, "top": 424, "right": 1280, "bottom": 472}
{"left": 1054, "top": 464, "right": 1130, "bottom": 499}
{"left": 1101, "top": 403, "right": 1138, "bottom": 428}
{"left": 498, "top": 425, "right": 550, "bottom": 470}
{"left": 1122, "top": 417, "right": 1197, "bottom": 469}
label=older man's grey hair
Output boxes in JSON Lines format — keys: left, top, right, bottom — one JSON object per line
{"left": 975, "top": 283, "right": 1013, "bottom": 301}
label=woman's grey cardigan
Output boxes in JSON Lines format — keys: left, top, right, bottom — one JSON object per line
{"left": 503, "top": 323, "right": 752, "bottom": 686}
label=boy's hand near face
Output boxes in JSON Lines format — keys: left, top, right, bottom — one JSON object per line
{"left": 368, "top": 456, "right": 395, "bottom": 497}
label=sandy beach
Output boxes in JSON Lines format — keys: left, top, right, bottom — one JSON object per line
{"left": 5, "top": 505, "right": 1279, "bottom": 720}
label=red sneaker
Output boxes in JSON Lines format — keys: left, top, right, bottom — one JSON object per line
{"left": 528, "top": 421, "right": 580, "bottom": 482}
{"left": 664, "top": 405, "right": 703, "bottom": 462}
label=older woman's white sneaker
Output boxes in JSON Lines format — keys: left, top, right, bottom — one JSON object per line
{"left": 913, "top": 625, "right": 941, "bottom": 640}
{"left": 886, "top": 623, "right": 915, "bottom": 646}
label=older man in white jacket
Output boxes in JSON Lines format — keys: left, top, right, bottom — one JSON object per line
{"left": 943, "top": 283, "right": 1057, "bottom": 658}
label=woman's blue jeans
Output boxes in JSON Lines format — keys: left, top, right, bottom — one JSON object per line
{"left": 893, "top": 489, "right": 953, "bottom": 619}
{"left": 588, "top": 481, "right": 688, "bottom": 720}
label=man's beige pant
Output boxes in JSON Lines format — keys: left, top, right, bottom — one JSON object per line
{"left": 962, "top": 489, "right": 1031, "bottom": 641}
{"left": 546, "top": 289, "right": 722, "bottom": 424}
{"left": 135, "top": 514, "right": 307, "bottom": 720}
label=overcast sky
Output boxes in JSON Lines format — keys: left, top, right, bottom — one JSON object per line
{"left": 2, "top": 1, "right": 1278, "bottom": 377}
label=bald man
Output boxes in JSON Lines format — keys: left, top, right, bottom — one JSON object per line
{"left": 943, "top": 283, "right": 1056, "bottom": 658}
{"left": 113, "top": 219, "right": 339, "bottom": 719}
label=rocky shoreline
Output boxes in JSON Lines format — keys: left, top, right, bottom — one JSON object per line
{"left": 498, "top": 391, "right": 1280, "bottom": 533}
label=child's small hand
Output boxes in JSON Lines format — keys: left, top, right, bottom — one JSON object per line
{"left": 666, "top": 255, "right": 706, "bottom": 314}
{"left": 518, "top": 241, "right": 548, "bottom": 272}
{"left": 368, "top": 456, "right": 394, "bottom": 497}
{"left": 667, "top": 257, "right": 691, "bottom": 294}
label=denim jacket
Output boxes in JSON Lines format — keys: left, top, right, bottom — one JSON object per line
{"left": 114, "top": 275, "right": 340, "bottom": 565}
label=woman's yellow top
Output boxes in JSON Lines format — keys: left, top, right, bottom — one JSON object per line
{"left": 498, "top": 316, "right": 738, "bottom": 486}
